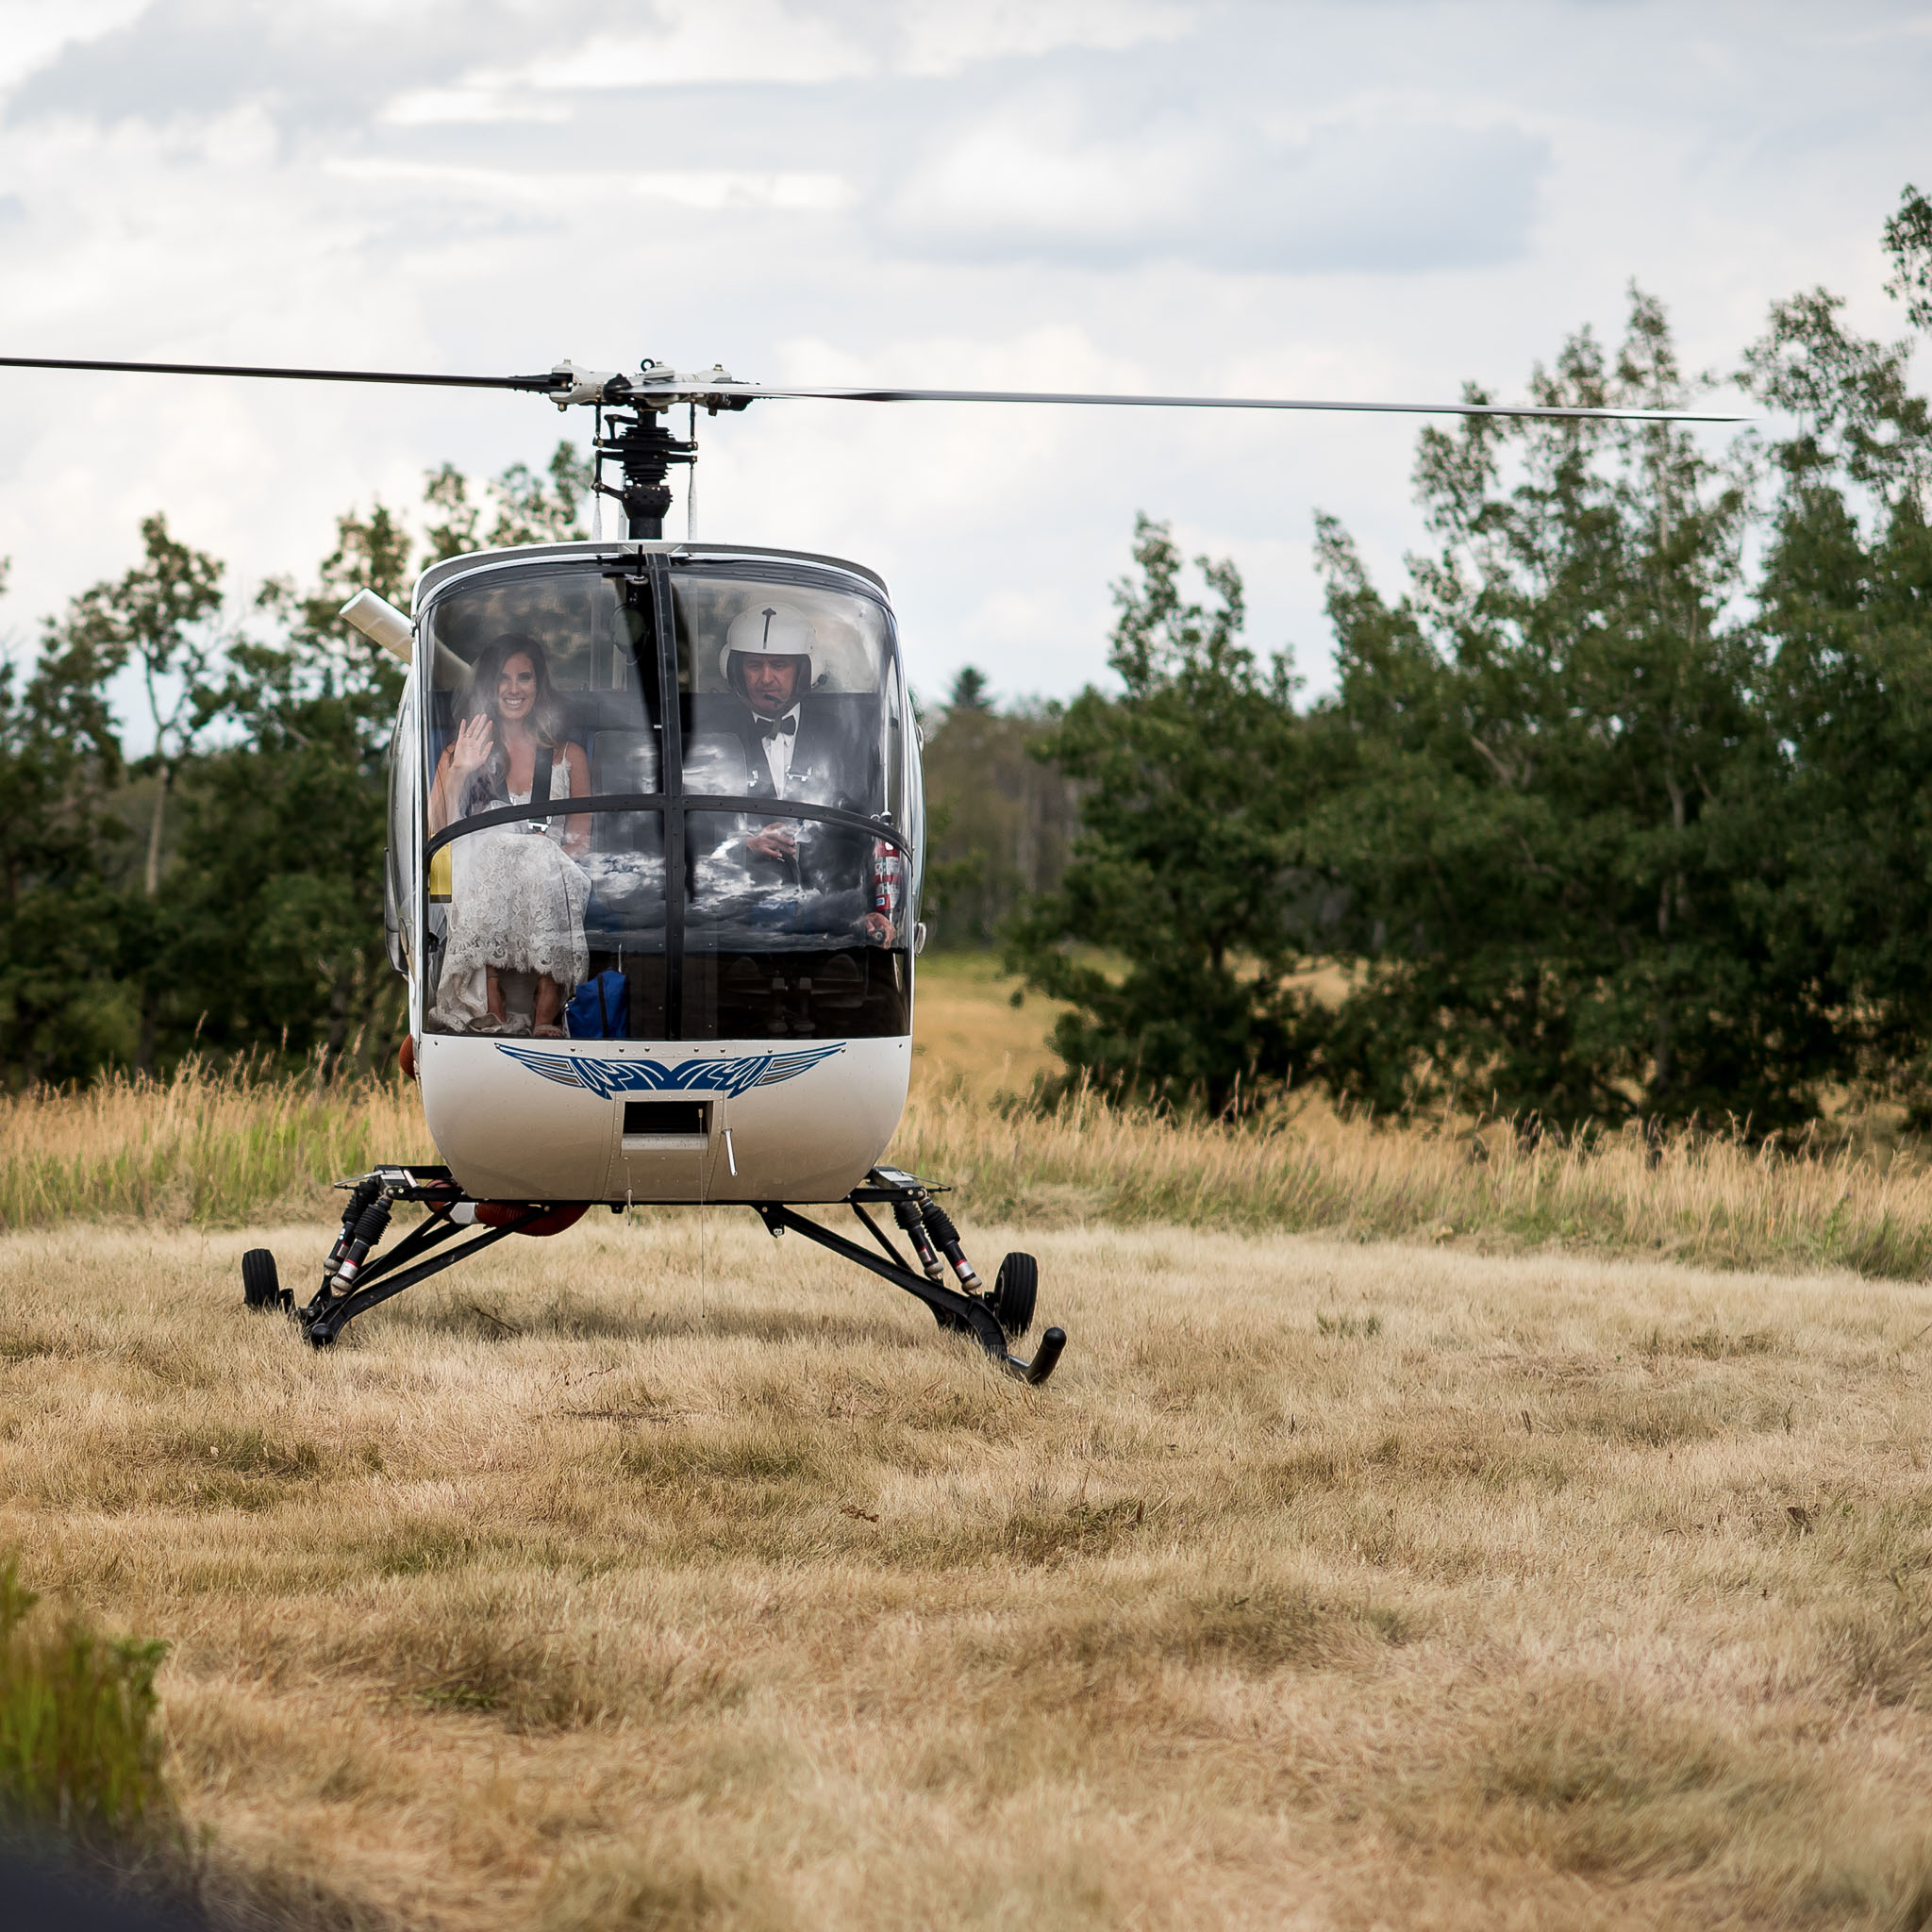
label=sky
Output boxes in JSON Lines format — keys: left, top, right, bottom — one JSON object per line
{"left": 0, "top": 0, "right": 1928, "bottom": 715}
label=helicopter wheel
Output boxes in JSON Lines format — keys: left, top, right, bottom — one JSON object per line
{"left": 241, "top": 1248, "right": 283, "bottom": 1311}
{"left": 991, "top": 1253, "right": 1038, "bottom": 1339}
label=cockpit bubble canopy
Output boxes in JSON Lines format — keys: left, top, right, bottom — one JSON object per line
{"left": 404, "top": 549, "right": 919, "bottom": 1044}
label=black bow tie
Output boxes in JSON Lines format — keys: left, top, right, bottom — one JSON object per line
{"left": 756, "top": 714, "right": 797, "bottom": 741}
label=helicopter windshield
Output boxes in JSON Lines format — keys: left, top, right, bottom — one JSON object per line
{"left": 673, "top": 570, "right": 909, "bottom": 1037}
{"left": 411, "top": 553, "right": 914, "bottom": 1044}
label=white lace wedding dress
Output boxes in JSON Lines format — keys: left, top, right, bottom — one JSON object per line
{"left": 429, "top": 755, "right": 590, "bottom": 1033}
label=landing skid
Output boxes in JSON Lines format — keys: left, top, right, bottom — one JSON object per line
{"left": 754, "top": 1166, "right": 1065, "bottom": 1385}
{"left": 241, "top": 1164, "right": 1065, "bottom": 1384}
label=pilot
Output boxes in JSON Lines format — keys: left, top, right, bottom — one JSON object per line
{"left": 716, "top": 602, "right": 894, "bottom": 945}
{"left": 724, "top": 602, "right": 822, "bottom": 835}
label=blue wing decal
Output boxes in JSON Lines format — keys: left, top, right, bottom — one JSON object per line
{"left": 497, "top": 1041, "right": 843, "bottom": 1099}
{"left": 753, "top": 1045, "right": 849, "bottom": 1088}
{"left": 494, "top": 1046, "right": 591, "bottom": 1091}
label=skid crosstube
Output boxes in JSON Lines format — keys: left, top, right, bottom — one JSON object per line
{"left": 275, "top": 1162, "right": 1066, "bottom": 1383}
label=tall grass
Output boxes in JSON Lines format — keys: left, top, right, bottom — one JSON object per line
{"left": 4, "top": 1062, "right": 1929, "bottom": 1279}
{"left": 0, "top": 1059, "right": 431, "bottom": 1229}
{"left": 899, "top": 1085, "right": 1932, "bottom": 1278}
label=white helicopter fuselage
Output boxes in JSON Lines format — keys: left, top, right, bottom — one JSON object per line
{"left": 418, "top": 1031, "right": 911, "bottom": 1204}
{"left": 383, "top": 538, "right": 925, "bottom": 1208}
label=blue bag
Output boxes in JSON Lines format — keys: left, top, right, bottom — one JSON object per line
{"left": 566, "top": 969, "right": 629, "bottom": 1040}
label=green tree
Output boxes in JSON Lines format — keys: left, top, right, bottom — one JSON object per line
{"left": 0, "top": 560, "right": 140, "bottom": 1083}
{"left": 1008, "top": 516, "right": 1328, "bottom": 1114}
{"left": 31, "top": 520, "right": 230, "bottom": 1070}
{"left": 920, "top": 669, "right": 1075, "bottom": 947}
{"left": 55, "top": 516, "right": 225, "bottom": 900}
{"left": 164, "top": 504, "right": 413, "bottom": 1070}
{"left": 422, "top": 441, "right": 591, "bottom": 564}
{"left": 945, "top": 665, "right": 993, "bottom": 712}
{"left": 1882, "top": 183, "right": 1932, "bottom": 332}
{"left": 1741, "top": 187, "right": 1932, "bottom": 1119}
{"left": 1307, "top": 291, "right": 1817, "bottom": 1129}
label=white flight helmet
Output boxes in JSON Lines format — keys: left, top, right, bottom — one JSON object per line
{"left": 722, "top": 601, "right": 816, "bottom": 691}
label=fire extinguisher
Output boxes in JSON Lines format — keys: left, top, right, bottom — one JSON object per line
{"left": 872, "top": 837, "right": 904, "bottom": 935}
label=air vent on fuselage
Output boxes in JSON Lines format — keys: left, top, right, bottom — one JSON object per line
{"left": 623, "top": 1100, "right": 710, "bottom": 1138}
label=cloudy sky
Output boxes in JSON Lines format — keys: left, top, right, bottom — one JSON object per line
{"left": 1, "top": 0, "right": 1928, "bottom": 710}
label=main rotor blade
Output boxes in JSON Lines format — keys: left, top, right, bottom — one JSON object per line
{"left": 678, "top": 381, "right": 1743, "bottom": 424}
{"left": 0, "top": 353, "right": 562, "bottom": 392}
{"left": 0, "top": 353, "right": 1745, "bottom": 422}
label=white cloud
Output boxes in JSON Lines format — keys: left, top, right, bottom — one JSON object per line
{"left": 381, "top": 87, "right": 572, "bottom": 127}
{"left": 514, "top": 0, "right": 1189, "bottom": 90}
{"left": 842, "top": 0, "right": 1191, "bottom": 77}
{"left": 881, "top": 100, "right": 1547, "bottom": 274}
{"left": 0, "top": 0, "right": 148, "bottom": 92}
{"left": 525, "top": 2, "right": 876, "bottom": 90}
{"left": 2, "top": 0, "right": 603, "bottom": 131}
{"left": 0, "top": 0, "right": 1929, "bottom": 712}
{"left": 328, "top": 156, "right": 855, "bottom": 212}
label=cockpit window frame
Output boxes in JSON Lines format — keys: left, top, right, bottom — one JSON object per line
{"left": 412, "top": 539, "right": 889, "bottom": 610}
{"left": 413, "top": 549, "right": 915, "bottom": 1041}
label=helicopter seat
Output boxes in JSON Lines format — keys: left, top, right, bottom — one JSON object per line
{"left": 584, "top": 726, "right": 662, "bottom": 824}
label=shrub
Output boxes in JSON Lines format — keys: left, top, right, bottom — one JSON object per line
{"left": 0, "top": 1557, "right": 173, "bottom": 1844}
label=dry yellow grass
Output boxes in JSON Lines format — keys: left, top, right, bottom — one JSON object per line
{"left": 12, "top": 1042, "right": 1932, "bottom": 1283}
{"left": 910, "top": 952, "right": 1068, "bottom": 1099}
{"left": 908, "top": 953, "right": 1352, "bottom": 1102}
{"left": 0, "top": 1061, "right": 432, "bottom": 1228}
{"left": 8, "top": 1214, "right": 1932, "bottom": 1927}
{"left": 899, "top": 1084, "right": 1932, "bottom": 1277}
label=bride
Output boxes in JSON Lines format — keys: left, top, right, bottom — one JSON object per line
{"left": 426, "top": 634, "right": 591, "bottom": 1037}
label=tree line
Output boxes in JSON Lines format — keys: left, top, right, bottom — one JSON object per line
{"left": 4, "top": 186, "right": 1930, "bottom": 1139}
{"left": 0, "top": 449, "right": 590, "bottom": 1084}
{"left": 1002, "top": 188, "right": 1932, "bottom": 1133}
{"left": 918, "top": 670, "right": 1077, "bottom": 948}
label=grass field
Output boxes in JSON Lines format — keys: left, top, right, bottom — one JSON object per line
{"left": 910, "top": 951, "right": 1070, "bottom": 1100}
{"left": 11, "top": 957, "right": 1932, "bottom": 1280}
{"left": 12, "top": 965, "right": 1932, "bottom": 1925}
{"left": 8, "top": 1215, "right": 1932, "bottom": 1928}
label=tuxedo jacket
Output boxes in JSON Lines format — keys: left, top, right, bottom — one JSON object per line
{"left": 710, "top": 704, "right": 872, "bottom": 806}
{"left": 686, "top": 697, "right": 882, "bottom": 895}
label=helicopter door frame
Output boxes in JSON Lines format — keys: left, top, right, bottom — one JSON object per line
{"left": 652, "top": 549, "right": 916, "bottom": 1041}
{"left": 399, "top": 666, "right": 425, "bottom": 1045}
{"left": 648, "top": 552, "right": 687, "bottom": 1033}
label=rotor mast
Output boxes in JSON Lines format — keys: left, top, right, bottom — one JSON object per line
{"left": 549, "top": 360, "right": 752, "bottom": 540}
{"left": 596, "top": 412, "right": 691, "bottom": 538}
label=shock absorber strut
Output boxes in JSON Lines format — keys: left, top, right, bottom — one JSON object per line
{"left": 919, "top": 1199, "right": 985, "bottom": 1292}
{"left": 890, "top": 1194, "right": 950, "bottom": 1285}
{"left": 331, "top": 1194, "right": 393, "bottom": 1293}
{"left": 321, "top": 1175, "right": 382, "bottom": 1296}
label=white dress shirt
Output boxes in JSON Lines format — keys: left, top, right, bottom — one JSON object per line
{"left": 758, "top": 704, "right": 802, "bottom": 797}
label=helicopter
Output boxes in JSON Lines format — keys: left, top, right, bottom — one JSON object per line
{"left": 1, "top": 351, "right": 1739, "bottom": 1383}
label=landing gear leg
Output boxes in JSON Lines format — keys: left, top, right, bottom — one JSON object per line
{"left": 752, "top": 1166, "right": 1066, "bottom": 1385}
{"left": 239, "top": 1166, "right": 549, "bottom": 1347}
